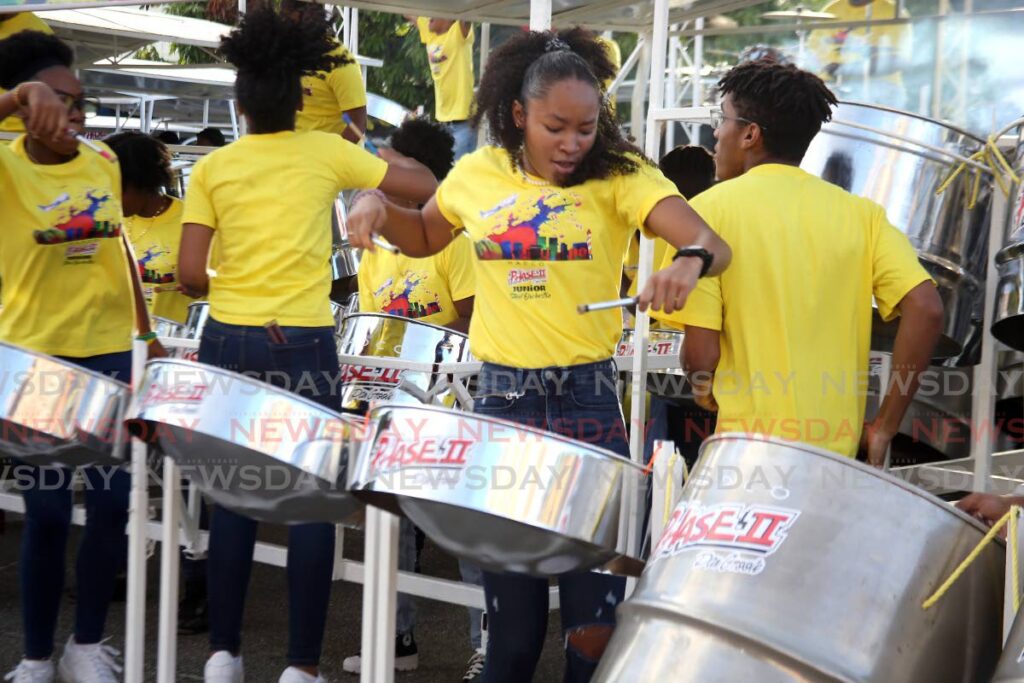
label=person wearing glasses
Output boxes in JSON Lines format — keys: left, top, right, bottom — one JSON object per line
{"left": 0, "top": 30, "right": 161, "bottom": 683}
{"left": 651, "top": 60, "right": 943, "bottom": 465}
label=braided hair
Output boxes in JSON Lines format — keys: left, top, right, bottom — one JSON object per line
{"left": 472, "top": 27, "right": 644, "bottom": 186}
{"left": 718, "top": 60, "right": 837, "bottom": 161}
{"left": 219, "top": 6, "right": 350, "bottom": 133}
{"left": 0, "top": 30, "right": 73, "bottom": 89}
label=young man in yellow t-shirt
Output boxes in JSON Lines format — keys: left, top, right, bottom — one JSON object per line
{"left": 652, "top": 61, "right": 944, "bottom": 464}
{"left": 406, "top": 16, "right": 476, "bottom": 160}
{"left": 283, "top": 0, "right": 368, "bottom": 142}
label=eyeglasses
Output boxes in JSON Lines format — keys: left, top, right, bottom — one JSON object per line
{"left": 53, "top": 89, "right": 101, "bottom": 119}
{"left": 711, "top": 111, "right": 767, "bottom": 131}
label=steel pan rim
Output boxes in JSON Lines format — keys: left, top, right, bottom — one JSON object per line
{"left": 141, "top": 358, "right": 358, "bottom": 420}
{"left": 997, "top": 242, "right": 1024, "bottom": 264}
{"left": 836, "top": 100, "right": 986, "bottom": 145}
{"left": 367, "top": 403, "right": 648, "bottom": 473}
{"left": 342, "top": 312, "right": 470, "bottom": 341}
{"left": 702, "top": 432, "right": 1000, "bottom": 538}
{"left": 0, "top": 340, "right": 130, "bottom": 391}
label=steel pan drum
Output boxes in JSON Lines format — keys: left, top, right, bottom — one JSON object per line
{"left": 595, "top": 433, "right": 1004, "bottom": 683}
{"left": 993, "top": 608, "right": 1024, "bottom": 682}
{"left": 995, "top": 240, "right": 1024, "bottom": 351}
{"left": 128, "top": 358, "right": 363, "bottom": 524}
{"left": 0, "top": 341, "right": 129, "bottom": 468}
{"left": 348, "top": 404, "right": 643, "bottom": 576}
{"left": 802, "top": 102, "right": 992, "bottom": 358}
{"left": 616, "top": 327, "right": 690, "bottom": 399}
{"left": 335, "top": 313, "right": 472, "bottom": 413}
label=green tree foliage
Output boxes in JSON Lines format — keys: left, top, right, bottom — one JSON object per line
{"left": 357, "top": 12, "right": 435, "bottom": 113}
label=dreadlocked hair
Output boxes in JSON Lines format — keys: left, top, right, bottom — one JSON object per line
{"left": 718, "top": 60, "right": 837, "bottom": 161}
{"left": 390, "top": 117, "right": 455, "bottom": 181}
{"left": 104, "top": 132, "right": 173, "bottom": 193}
{"left": 219, "top": 5, "right": 350, "bottom": 133}
{"left": 472, "top": 27, "right": 644, "bottom": 186}
{"left": 0, "top": 31, "right": 73, "bottom": 90}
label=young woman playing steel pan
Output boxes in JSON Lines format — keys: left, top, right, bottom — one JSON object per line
{"left": 0, "top": 30, "right": 163, "bottom": 683}
{"left": 175, "top": 8, "right": 436, "bottom": 683}
{"left": 347, "top": 27, "right": 731, "bottom": 683}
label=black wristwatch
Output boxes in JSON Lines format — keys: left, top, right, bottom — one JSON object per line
{"left": 673, "top": 245, "right": 713, "bottom": 278}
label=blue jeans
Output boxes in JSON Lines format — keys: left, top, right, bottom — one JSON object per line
{"left": 447, "top": 120, "right": 477, "bottom": 161}
{"left": 473, "top": 359, "right": 627, "bottom": 683}
{"left": 17, "top": 351, "right": 132, "bottom": 659}
{"left": 198, "top": 318, "right": 341, "bottom": 666}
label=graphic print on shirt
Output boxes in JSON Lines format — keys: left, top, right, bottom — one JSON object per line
{"left": 33, "top": 190, "right": 122, "bottom": 265}
{"left": 137, "top": 245, "right": 176, "bottom": 287}
{"left": 475, "top": 192, "right": 590, "bottom": 262}
{"left": 374, "top": 271, "right": 443, "bottom": 320}
{"left": 428, "top": 45, "right": 448, "bottom": 74}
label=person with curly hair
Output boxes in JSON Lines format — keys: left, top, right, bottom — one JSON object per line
{"left": 651, "top": 61, "right": 942, "bottom": 464}
{"left": 348, "top": 27, "right": 731, "bottom": 683}
{"left": 0, "top": 12, "right": 53, "bottom": 137}
{"left": 0, "top": 29, "right": 162, "bottom": 683}
{"left": 175, "top": 8, "right": 437, "bottom": 683}
{"left": 282, "top": 0, "right": 367, "bottom": 143}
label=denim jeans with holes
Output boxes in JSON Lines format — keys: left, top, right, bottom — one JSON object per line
{"left": 474, "top": 359, "right": 628, "bottom": 683}
{"left": 198, "top": 317, "right": 340, "bottom": 667}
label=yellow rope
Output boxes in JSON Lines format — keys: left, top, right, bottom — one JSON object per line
{"left": 934, "top": 133, "right": 1021, "bottom": 206}
{"left": 922, "top": 506, "right": 1018, "bottom": 610}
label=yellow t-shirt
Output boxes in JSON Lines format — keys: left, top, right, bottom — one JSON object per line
{"left": 0, "top": 13, "right": 54, "bottom": 135}
{"left": 358, "top": 232, "right": 475, "bottom": 327}
{"left": 417, "top": 18, "right": 474, "bottom": 122}
{"left": 296, "top": 40, "right": 367, "bottom": 137}
{"left": 0, "top": 137, "right": 134, "bottom": 356}
{"left": 182, "top": 130, "right": 388, "bottom": 327}
{"left": 652, "top": 163, "right": 932, "bottom": 457}
{"left": 623, "top": 230, "right": 670, "bottom": 298}
{"left": 596, "top": 35, "right": 622, "bottom": 93}
{"left": 807, "top": 0, "right": 910, "bottom": 89}
{"left": 435, "top": 146, "right": 681, "bottom": 368}
{"left": 125, "top": 197, "right": 193, "bottom": 324}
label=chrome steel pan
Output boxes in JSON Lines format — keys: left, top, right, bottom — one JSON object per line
{"left": 595, "top": 433, "right": 1004, "bottom": 682}
{"left": 616, "top": 328, "right": 690, "bottom": 399}
{"left": 994, "top": 241, "right": 1024, "bottom": 351}
{"left": 128, "top": 358, "right": 363, "bottom": 524}
{"left": 0, "top": 341, "right": 128, "bottom": 468}
{"left": 335, "top": 313, "right": 472, "bottom": 413}
{"left": 348, "top": 404, "right": 644, "bottom": 576}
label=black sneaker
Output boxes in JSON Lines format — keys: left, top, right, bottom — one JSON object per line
{"left": 341, "top": 631, "right": 419, "bottom": 674}
{"left": 462, "top": 648, "right": 485, "bottom": 682}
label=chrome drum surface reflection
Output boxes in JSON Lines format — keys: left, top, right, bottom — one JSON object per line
{"left": 595, "top": 433, "right": 1003, "bottom": 683}
{"left": 0, "top": 341, "right": 129, "bottom": 468}
{"left": 348, "top": 404, "right": 643, "bottom": 576}
{"left": 128, "top": 358, "right": 363, "bottom": 524}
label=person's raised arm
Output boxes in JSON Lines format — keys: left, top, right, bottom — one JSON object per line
{"left": 375, "top": 146, "right": 437, "bottom": 204}
{"left": 0, "top": 81, "right": 68, "bottom": 140}
{"left": 637, "top": 196, "right": 731, "bottom": 315}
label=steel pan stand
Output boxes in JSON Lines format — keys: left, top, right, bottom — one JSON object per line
{"left": 125, "top": 338, "right": 150, "bottom": 683}
{"left": 359, "top": 508, "right": 400, "bottom": 683}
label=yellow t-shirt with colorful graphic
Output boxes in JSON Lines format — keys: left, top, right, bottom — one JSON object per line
{"left": 807, "top": 0, "right": 910, "bottom": 90}
{"left": 623, "top": 231, "right": 670, "bottom": 298}
{"left": 434, "top": 145, "right": 681, "bottom": 368}
{"left": 125, "top": 197, "right": 193, "bottom": 324}
{"left": 0, "top": 137, "right": 134, "bottom": 356}
{"left": 358, "top": 232, "right": 475, "bottom": 327}
{"left": 0, "top": 13, "right": 54, "bottom": 136}
{"left": 182, "top": 130, "right": 388, "bottom": 327}
{"left": 296, "top": 40, "right": 367, "bottom": 137}
{"left": 416, "top": 18, "right": 474, "bottom": 122}
{"left": 652, "top": 164, "right": 932, "bottom": 457}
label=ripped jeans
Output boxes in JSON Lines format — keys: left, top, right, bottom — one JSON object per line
{"left": 474, "top": 359, "right": 627, "bottom": 683}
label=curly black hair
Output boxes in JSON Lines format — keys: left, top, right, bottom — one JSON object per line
{"left": 659, "top": 145, "right": 715, "bottom": 199}
{"left": 104, "top": 132, "right": 173, "bottom": 193}
{"left": 390, "top": 117, "right": 455, "bottom": 181}
{"left": 718, "top": 60, "right": 837, "bottom": 162}
{"left": 0, "top": 31, "right": 73, "bottom": 90}
{"left": 472, "top": 27, "right": 644, "bottom": 187}
{"left": 219, "top": 6, "right": 350, "bottom": 133}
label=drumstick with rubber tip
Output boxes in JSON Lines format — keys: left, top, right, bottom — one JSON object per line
{"left": 71, "top": 131, "right": 115, "bottom": 162}
{"left": 578, "top": 297, "right": 638, "bottom": 314}
{"left": 373, "top": 236, "right": 400, "bottom": 254}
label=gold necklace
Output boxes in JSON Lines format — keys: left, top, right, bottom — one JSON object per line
{"left": 518, "top": 150, "right": 553, "bottom": 187}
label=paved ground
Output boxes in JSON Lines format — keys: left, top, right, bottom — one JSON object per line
{"left": 0, "top": 515, "right": 565, "bottom": 682}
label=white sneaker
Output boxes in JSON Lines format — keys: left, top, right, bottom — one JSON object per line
{"left": 56, "top": 638, "right": 121, "bottom": 683}
{"left": 341, "top": 632, "right": 419, "bottom": 674}
{"left": 4, "top": 659, "right": 55, "bottom": 683}
{"left": 461, "top": 648, "right": 485, "bottom": 682}
{"left": 277, "top": 667, "right": 325, "bottom": 683}
{"left": 204, "top": 652, "right": 243, "bottom": 683}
